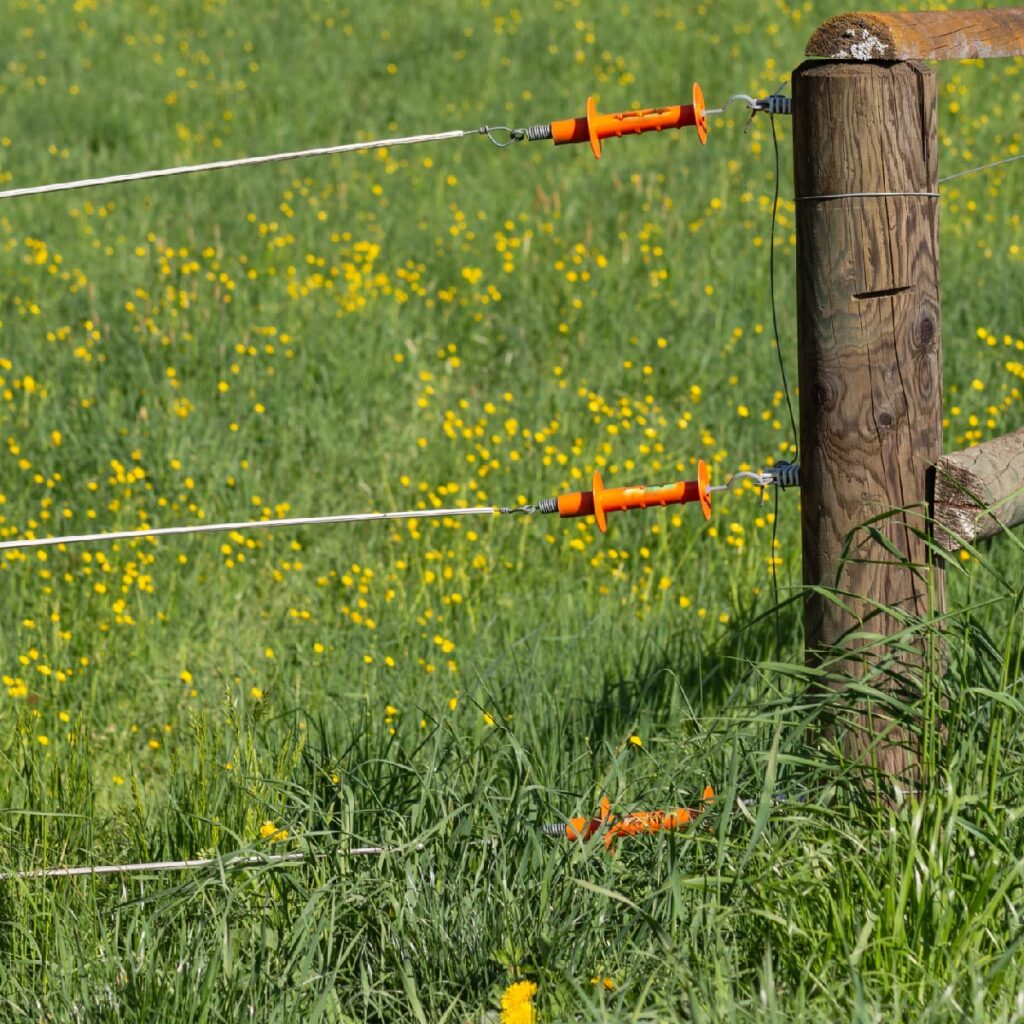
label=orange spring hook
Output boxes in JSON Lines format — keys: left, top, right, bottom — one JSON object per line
{"left": 549, "top": 83, "right": 708, "bottom": 159}
{"left": 554, "top": 460, "right": 711, "bottom": 533}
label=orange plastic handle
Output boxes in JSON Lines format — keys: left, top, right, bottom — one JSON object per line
{"left": 550, "top": 83, "right": 707, "bottom": 159}
{"left": 565, "top": 796, "right": 613, "bottom": 842}
{"left": 564, "top": 788, "right": 715, "bottom": 848}
{"left": 606, "top": 808, "right": 692, "bottom": 846}
{"left": 556, "top": 460, "right": 711, "bottom": 533}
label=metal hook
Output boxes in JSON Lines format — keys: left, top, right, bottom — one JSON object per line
{"left": 707, "top": 463, "right": 800, "bottom": 503}
{"left": 704, "top": 94, "right": 759, "bottom": 117}
{"left": 708, "top": 470, "right": 773, "bottom": 504}
{"left": 704, "top": 92, "right": 792, "bottom": 121}
{"left": 479, "top": 125, "right": 527, "bottom": 149}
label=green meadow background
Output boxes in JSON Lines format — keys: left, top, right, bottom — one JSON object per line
{"left": 0, "top": 0, "right": 1022, "bottom": 1019}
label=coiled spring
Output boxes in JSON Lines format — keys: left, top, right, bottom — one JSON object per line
{"left": 523, "top": 123, "right": 553, "bottom": 142}
{"left": 480, "top": 123, "right": 554, "bottom": 148}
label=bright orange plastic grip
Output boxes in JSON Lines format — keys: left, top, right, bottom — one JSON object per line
{"left": 556, "top": 460, "right": 712, "bottom": 533}
{"left": 549, "top": 83, "right": 708, "bottom": 159}
{"left": 563, "top": 787, "right": 715, "bottom": 850}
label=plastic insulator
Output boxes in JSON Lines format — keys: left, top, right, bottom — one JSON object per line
{"left": 763, "top": 94, "right": 791, "bottom": 116}
{"left": 767, "top": 462, "right": 800, "bottom": 488}
{"left": 524, "top": 124, "right": 553, "bottom": 142}
{"left": 537, "top": 497, "right": 559, "bottom": 514}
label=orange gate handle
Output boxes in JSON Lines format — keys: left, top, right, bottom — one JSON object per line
{"left": 556, "top": 460, "right": 712, "bottom": 532}
{"left": 550, "top": 83, "right": 708, "bottom": 159}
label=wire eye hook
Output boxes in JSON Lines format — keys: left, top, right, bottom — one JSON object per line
{"left": 479, "top": 125, "right": 527, "bottom": 149}
{"left": 704, "top": 94, "right": 758, "bottom": 117}
{"left": 707, "top": 463, "right": 800, "bottom": 503}
{"left": 704, "top": 85, "right": 791, "bottom": 129}
{"left": 715, "top": 470, "right": 772, "bottom": 503}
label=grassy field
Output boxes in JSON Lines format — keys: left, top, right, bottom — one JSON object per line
{"left": 0, "top": 0, "right": 1023, "bottom": 1019}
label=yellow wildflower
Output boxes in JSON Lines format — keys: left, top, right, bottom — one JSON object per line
{"left": 500, "top": 980, "right": 537, "bottom": 1024}
{"left": 259, "top": 821, "right": 289, "bottom": 842}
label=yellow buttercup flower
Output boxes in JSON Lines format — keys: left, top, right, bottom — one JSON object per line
{"left": 259, "top": 821, "right": 289, "bottom": 842}
{"left": 500, "top": 980, "right": 537, "bottom": 1024}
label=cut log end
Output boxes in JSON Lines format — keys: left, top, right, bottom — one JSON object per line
{"left": 807, "top": 8, "right": 1024, "bottom": 61}
{"left": 932, "top": 427, "right": 1024, "bottom": 551}
{"left": 932, "top": 463, "right": 983, "bottom": 551}
{"left": 807, "top": 14, "right": 897, "bottom": 60}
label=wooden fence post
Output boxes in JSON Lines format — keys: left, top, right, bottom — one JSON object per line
{"left": 792, "top": 59, "right": 943, "bottom": 778}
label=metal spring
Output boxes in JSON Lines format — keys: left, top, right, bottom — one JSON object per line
{"left": 524, "top": 123, "right": 553, "bottom": 142}
{"left": 537, "top": 498, "right": 558, "bottom": 514}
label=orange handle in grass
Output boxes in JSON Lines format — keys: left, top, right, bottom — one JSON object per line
{"left": 550, "top": 83, "right": 708, "bottom": 159}
{"left": 564, "top": 787, "right": 715, "bottom": 850}
{"left": 556, "top": 460, "right": 712, "bottom": 533}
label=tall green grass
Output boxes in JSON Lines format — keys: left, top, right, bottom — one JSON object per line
{"left": 0, "top": 0, "right": 1022, "bottom": 1019}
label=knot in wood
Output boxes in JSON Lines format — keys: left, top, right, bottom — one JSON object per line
{"left": 813, "top": 377, "right": 838, "bottom": 411}
{"left": 915, "top": 314, "right": 937, "bottom": 351}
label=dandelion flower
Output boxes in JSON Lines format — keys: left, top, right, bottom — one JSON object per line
{"left": 500, "top": 980, "right": 537, "bottom": 1024}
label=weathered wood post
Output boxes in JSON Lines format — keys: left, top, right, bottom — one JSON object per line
{"left": 793, "top": 57, "right": 942, "bottom": 778}
{"left": 793, "top": 7, "right": 1024, "bottom": 779}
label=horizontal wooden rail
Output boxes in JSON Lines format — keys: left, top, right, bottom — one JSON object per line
{"left": 932, "top": 426, "right": 1024, "bottom": 550}
{"left": 807, "top": 8, "right": 1024, "bottom": 60}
